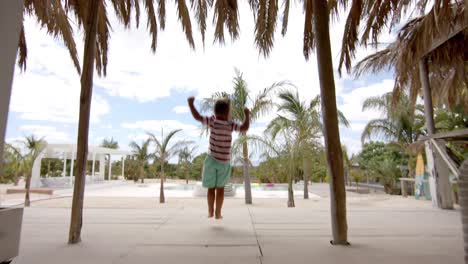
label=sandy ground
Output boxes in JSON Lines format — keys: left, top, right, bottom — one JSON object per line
{"left": 3, "top": 181, "right": 463, "bottom": 264}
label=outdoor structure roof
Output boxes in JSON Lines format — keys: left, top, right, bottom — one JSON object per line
{"left": 44, "top": 144, "right": 131, "bottom": 157}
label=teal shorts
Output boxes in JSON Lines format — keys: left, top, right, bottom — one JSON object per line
{"left": 202, "top": 155, "right": 231, "bottom": 188}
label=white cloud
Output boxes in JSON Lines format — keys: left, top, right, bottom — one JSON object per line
{"left": 350, "top": 122, "right": 367, "bottom": 132}
{"left": 18, "top": 125, "right": 70, "bottom": 143}
{"left": 173, "top": 106, "right": 190, "bottom": 114}
{"left": 338, "top": 79, "right": 393, "bottom": 124}
{"left": 121, "top": 119, "right": 202, "bottom": 139}
{"left": 341, "top": 136, "right": 362, "bottom": 157}
{"left": 10, "top": 71, "right": 110, "bottom": 124}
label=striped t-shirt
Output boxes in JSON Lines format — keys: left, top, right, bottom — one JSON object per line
{"left": 202, "top": 115, "right": 241, "bottom": 163}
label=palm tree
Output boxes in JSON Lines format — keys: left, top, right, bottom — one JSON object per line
{"left": 22, "top": 135, "right": 46, "bottom": 207}
{"left": 67, "top": 0, "right": 204, "bottom": 244}
{"left": 129, "top": 139, "right": 151, "bottom": 184}
{"left": 203, "top": 69, "right": 287, "bottom": 204}
{"left": 101, "top": 138, "right": 119, "bottom": 149}
{"left": 266, "top": 90, "right": 349, "bottom": 199}
{"left": 178, "top": 146, "right": 197, "bottom": 184}
{"left": 248, "top": 0, "right": 352, "bottom": 244}
{"left": 148, "top": 129, "right": 192, "bottom": 203}
{"left": 4, "top": 144, "right": 25, "bottom": 186}
{"left": 350, "top": 9, "right": 467, "bottom": 113}
{"left": 361, "top": 92, "right": 426, "bottom": 177}
{"left": 243, "top": 133, "right": 298, "bottom": 207}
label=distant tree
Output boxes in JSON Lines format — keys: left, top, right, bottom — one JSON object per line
{"left": 22, "top": 135, "right": 46, "bottom": 206}
{"left": 148, "top": 129, "right": 192, "bottom": 203}
{"left": 129, "top": 139, "right": 151, "bottom": 183}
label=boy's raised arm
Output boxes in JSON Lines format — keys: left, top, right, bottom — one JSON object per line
{"left": 187, "top": 97, "right": 203, "bottom": 122}
{"left": 240, "top": 108, "right": 250, "bottom": 132}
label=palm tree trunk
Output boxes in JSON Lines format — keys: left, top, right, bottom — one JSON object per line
{"left": 140, "top": 164, "right": 144, "bottom": 183}
{"left": 303, "top": 156, "right": 311, "bottom": 199}
{"left": 107, "top": 154, "right": 111, "bottom": 180}
{"left": 24, "top": 172, "right": 32, "bottom": 207}
{"left": 242, "top": 137, "right": 252, "bottom": 204}
{"left": 14, "top": 172, "right": 19, "bottom": 186}
{"left": 312, "top": 0, "right": 348, "bottom": 245}
{"left": 287, "top": 174, "right": 295, "bottom": 207}
{"left": 160, "top": 163, "right": 165, "bottom": 203}
{"left": 68, "top": 0, "right": 100, "bottom": 244}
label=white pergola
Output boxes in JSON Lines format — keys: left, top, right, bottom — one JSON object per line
{"left": 31, "top": 144, "right": 130, "bottom": 188}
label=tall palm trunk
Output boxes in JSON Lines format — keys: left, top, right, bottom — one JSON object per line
{"left": 107, "top": 154, "right": 111, "bottom": 180}
{"left": 303, "top": 156, "right": 311, "bottom": 199}
{"left": 312, "top": 0, "right": 348, "bottom": 245}
{"left": 160, "top": 163, "right": 165, "bottom": 203}
{"left": 24, "top": 172, "right": 32, "bottom": 207}
{"left": 69, "top": 0, "right": 100, "bottom": 244}
{"left": 185, "top": 165, "right": 189, "bottom": 184}
{"left": 14, "top": 171, "right": 19, "bottom": 186}
{"left": 139, "top": 163, "right": 144, "bottom": 183}
{"left": 287, "top": 174, "right": 295, "bottom": 207}
{"left": 242, "top": 135, "right": 252, "bottom": 204}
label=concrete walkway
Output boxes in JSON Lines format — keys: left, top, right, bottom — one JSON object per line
{"left": 12, "top": 188, "right": 463, "bottom": 264}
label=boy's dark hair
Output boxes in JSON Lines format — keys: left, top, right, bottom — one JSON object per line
{"left": 214, "top": 99, "right": 230, "bottom": 117}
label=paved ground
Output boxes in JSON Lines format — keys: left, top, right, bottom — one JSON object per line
{"left": 5, "top": 182, "right": 463, "bottom": 264}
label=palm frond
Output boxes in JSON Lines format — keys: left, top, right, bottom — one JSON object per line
{"left": 161, "top": 129, "right": 182, "bottom": 152}
{"left": 250, "top": 80, "right": 291, "bottom": 122}
{"left": 22, "top": 0, "right": 81, "bottom": 74}
{"left": 337, "top": 0, "right": 362, "bottom": 75}
{"left": 18, "top": 24, "right": 27, "bottom": 72}
{"left": 254, "top": 0, "right": 278, "bottom": 57}
{"left": 144, "top": 0, "right": 158, "bottom": 52}
{"left": 213, "top": 0, "right": 240, "bottom": 44}
{"left": 167, "top": 140, "right": 194, "bottom": 157}
{"left": 176, "top": 0, "right": 195, "bottom": 49}
{"left": 191, "top": 0, "right": 209, "bottom": 46}
{"left": 158, "top": 0, "right": 166, "bottom": 29}
{"left": 147, "top": 132, "right": 163, "bottom": 153}
{"left": 266, "top": 115, "right": 294, "bottom": 140}
{"left": 302, "top": 0, "right": 314, "bottom": 60}
{"left": 280, "top": 0, "right": 290, "bottom": 36}
{"left": 362, "top": 93, "right": 391, "bottom": 113}
{"left": 95, "top": 0, "right": 110, "bottom": 76}
{"left": 361, "top": 119, "right": 399, "bottom": 144}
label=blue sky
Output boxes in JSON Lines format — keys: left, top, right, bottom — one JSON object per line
{"left": 6, "top": 2, "right": 397, "bottom": 162}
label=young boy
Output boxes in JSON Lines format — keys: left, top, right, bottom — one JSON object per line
{"left": 187, "top": 96, "right": 250, "bottom": 219}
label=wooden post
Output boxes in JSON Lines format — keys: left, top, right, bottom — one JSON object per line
{"left": 312, "top": 0, "right": 349, "bottom": 245}
{"left": 68, "top": 0, "right": 100, "bottom": 244}
{"left": 419, "top": 58, "right": 453, "bottom": 209}
{"left": 242, "top": 136, "right": 252, "bottom": 204}
{"left": 0, "top": 0, "right": 24, "bottom": 174}
{"left": 70, "top": 151, "right": 74, "bottom": 185}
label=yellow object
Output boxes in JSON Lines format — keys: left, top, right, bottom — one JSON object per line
{"left": 415, "top": 153, "right": 425, "bottom": 176}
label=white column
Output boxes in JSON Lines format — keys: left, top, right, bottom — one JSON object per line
{"left": 91, "top": 153, "right": 96, "bottom": 184}
{"left": 63, "top": 152, "right": 67, "bottom": 177}
{"left": 121, "top": 156, "right": 125, "bottom": 179}
{"left": 108, "top": 155, "right": 112, "bottom": 181}
{"left": 99, "top": 155, "right": 105, "bottom": 181}
{"left": 70, "top": 151, "right": 74, "bottom": 185}
{"left": 0, "top": 0, "right": 24, "bottom": 171}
